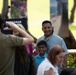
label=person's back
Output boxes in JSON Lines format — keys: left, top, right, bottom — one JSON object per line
{"left": 0, "top": 14, "right": 34, "bottom": 75}
{"left": 0, "top": 33, "right": 23, "bottom": 75}
{"left": 14, "top": 46, "right": 37, "bottom": 75}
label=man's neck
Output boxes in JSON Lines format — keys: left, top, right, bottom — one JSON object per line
{"left": 44, "top": 34, "right": 52, "bottom": 38}
{"left": 44, "top": 33, "right": 53, "bottom": 38}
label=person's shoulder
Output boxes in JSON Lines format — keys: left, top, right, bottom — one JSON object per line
{"left": 3, "top": 34, "right": 15, "bottom": 39}
{"left": 36, "top": 36, "right": 44, "bottom": 44}
{"left": 5, "top": 34, "right": 17, "bottom": 38}
{"left": 53, "top": 34, "right": 63, "bottom": 40}
{"left": 37, "top": 36, "right": 44, "bottom": 43}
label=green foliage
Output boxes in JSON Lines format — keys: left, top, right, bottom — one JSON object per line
{"left": 67, "top": 54, "right": 76, "bottom": 69}
{"left": 11, "top": 6, "right": 20, "bottom": 19}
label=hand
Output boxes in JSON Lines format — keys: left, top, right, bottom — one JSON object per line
{"left": 6, "top": 22, "right": 19, "bottom": 30}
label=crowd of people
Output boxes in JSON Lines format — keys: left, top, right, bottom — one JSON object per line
{"left": 0, "top": 14, "right": 76, "bottom": 75}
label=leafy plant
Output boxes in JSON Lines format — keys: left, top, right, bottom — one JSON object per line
{"left": 67, "top": 54, "right": 76, "bottom": 69}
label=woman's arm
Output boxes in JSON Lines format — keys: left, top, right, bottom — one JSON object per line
{"left": 44, "top": 68, "right": 54, "bottom": 75}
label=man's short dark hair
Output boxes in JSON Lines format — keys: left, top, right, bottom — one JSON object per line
{"left": 42, "top": 20, "right": 52, "bottom": 26}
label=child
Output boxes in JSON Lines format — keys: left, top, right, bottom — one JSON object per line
{"left": 34, "top": 40, "right": 48, "bottom": 67}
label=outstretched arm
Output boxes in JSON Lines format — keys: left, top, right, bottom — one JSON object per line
{"left": 6, "top": 22, "right": 34, "bottom": 45}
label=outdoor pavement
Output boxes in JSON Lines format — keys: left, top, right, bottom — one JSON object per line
{"left": 51, "top": 15, "right": 69, "bottom": 38}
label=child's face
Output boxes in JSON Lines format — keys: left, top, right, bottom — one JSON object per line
{"left": 37, "top": 45, "right": 47, "bottom": 55}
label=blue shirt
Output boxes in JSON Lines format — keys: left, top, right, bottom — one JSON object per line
{"left": 37, "top": 33, "right": 68, "bottom": 54}
{"left": 34, "top": 53, "right": 47, "bottom": 67}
